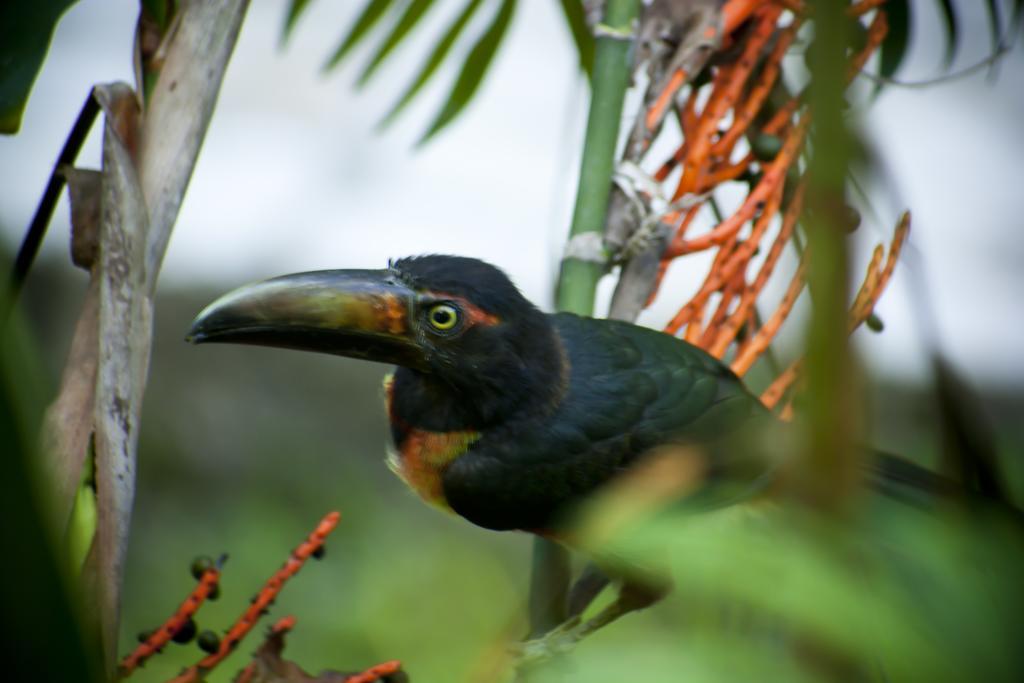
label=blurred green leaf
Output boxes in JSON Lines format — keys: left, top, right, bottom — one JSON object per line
{"left": 935, "top": 0, "right": 958, "bottom": 67}
{"left": 324, "top": 0, "right": 398, "bottom": 71}
{"left": 982, "top": 0, "right": 1005, "bottom": 77}
{"left": 282, "top": 0, "right": 312, "bottom": 43}
{"left": 418, "top": 0, "right": 517, "bottom": 145}
{"left": 0, "top": 0, "right": 78, "bottom": 134}
{"left": 558, "top": 0, "right": 594, "bottom": 77}
{"left": 380, "top": 0, "right": 484, "bottom": 129}
{"left": 141, "top": 0, "right": 164, "bottom": 27}
{"left": 0, "top": 306, "right": 100, "bottom": 680}
{"left": 583, "top": 499, "right": 1024, "bottom": 682}
{"left": 983, "top": 0, "right": 1004, "bottom": 49}
{"left": 878, "top": 0, "right": 910, "bottom": 79}
{"left": 358, "top": 0, "right": 437, "bottom": 87}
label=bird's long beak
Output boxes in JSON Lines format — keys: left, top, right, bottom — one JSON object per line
{"left": 186, "top": 269, "right": 428, "bottom": 370}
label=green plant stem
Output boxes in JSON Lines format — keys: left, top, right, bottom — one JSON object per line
{"left": 555, "top": 0, "right": 639, "bottom": 315}
{"left": 801, "top": 0, "right": 858, "bottom": 513}
{"left": 530, "top": 0, "right": 640, "bottom": 640}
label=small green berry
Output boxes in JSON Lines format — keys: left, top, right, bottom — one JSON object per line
{"left": 751, "top": 133, "right": 783, "bottom": 161}
{"left": 191, "top": 555, "right": 214, "bottom": 580}
{"left": 197, "top": 630, "right": 220, "bottom": 654}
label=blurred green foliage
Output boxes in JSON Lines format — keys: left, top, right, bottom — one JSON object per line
{"left": 0, "top": 0, "right": 78, "bottom": 134}
{"left": 574, "top": 500, "right": 1023, "bottom": 681}
{"left": 0, "top": 255, "right": 99, "bottom": 681}
{"left": 6, "top": 3, "right": 1024, "bottom": 681}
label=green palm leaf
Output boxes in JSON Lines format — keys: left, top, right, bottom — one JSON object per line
{"left": 878, "top": 0, "right": 910, "bottom": 79}
{"left": 418, "top": 0, "right": 517, "bottom": 144}
{"left": 0, "top": 0, "right": 79, "bottom": 134}
{"left": 983, "top": 0, "right": 1004, "bottom": 50}
{"left": 935, "top": 0, "right": 958, "bottom": 67}
{"left": 558, "top": 0, "right": 594, "bottom": 77}
{"left": 282, "top": 0, "right": 312, "bottom": 43}
{"left": 358, "top": 0, "right": 438, "bottom": 87}
{"left": 324, "top": 0, "right": 398, "bottom": 71}
{"left": 379, "top": 0, "right": 484, "bottom": 129}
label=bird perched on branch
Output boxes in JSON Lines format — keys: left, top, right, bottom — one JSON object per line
{"left": 186, "top": 254, "right": 946, "bottom": 650}
{"left": 188, "top": 255, "right": 777, "bottom": 524}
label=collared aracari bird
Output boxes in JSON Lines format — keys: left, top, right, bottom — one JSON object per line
{"left": 187, "top": 254, "right": 949, "bottom": 641}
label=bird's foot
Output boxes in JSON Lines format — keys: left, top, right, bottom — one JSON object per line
{"left": 509, "top": 616, "right": 585, "bottom": 669}
{"left": 510, "top": 582, "right": 664, "bottom": 670}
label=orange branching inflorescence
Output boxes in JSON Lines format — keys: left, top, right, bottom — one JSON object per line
{"left": 233, "top": 614, "right": 403, "bottom": 683}
{"left": 674, "top": 5, "right": 781, "bottom": 198}
{"left": 166, "top": 511, "right": 341, "bottom": 683}
{"left": 119, "top": 563, "right": 223, "bottom": 676}
{"left": 848, "top": 211, "right": 910, "bottom": 332}
{"left": 233, "top": 616, "right": 298, "bottom": 683}
{"left": 848, "top": 0, "right": 888, "bottom": 18}
{"left": 344, "top": 661, "right": 405, "bottom": 683}
{"left": 120, "top": 512, "right": 361, "bottom": 682}
{"left": 624, "top": 0, "right": 905, "bottom": 415}
{"left": 847, "top": 9, "right": 890, "bottom": 81}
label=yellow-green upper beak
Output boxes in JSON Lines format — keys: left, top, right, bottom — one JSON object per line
{"left": 187, "top": 269, "right": 429, "bottom": 371}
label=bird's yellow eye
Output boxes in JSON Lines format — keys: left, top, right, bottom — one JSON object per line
{"left": 427, "top": 303, "right": 460, "bottom": 331}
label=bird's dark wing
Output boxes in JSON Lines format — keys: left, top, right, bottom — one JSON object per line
{"left": 442, "top": 313, "right": 771, "bottom": 531}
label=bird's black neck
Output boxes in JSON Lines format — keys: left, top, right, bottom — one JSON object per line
{"left": 389, "top": 311, "right": 566, "bottom": 432}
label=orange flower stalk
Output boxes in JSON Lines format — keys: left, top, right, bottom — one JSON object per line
{"left": 848, "top": 0, "right": 888, "bottom": 18}
{"left": 847, "top": 10, "right": 889, "bottom": 81}
{"left": 667, "top": 112, "right": 809, "bottom": 257}
{"left": 234, "top": 615, "right": 402, "bottom": 683}
{"left": 755, "top": 212, "right": 909, "bottom": 412}
{"left": 676, "top": 6, "right": 782, "bottom": 197}
{"left": 616, "top": 2, "right": 898, "bottom": 415}
{"left": 699, "top": 269, "right": 747, "bottom": 348}
{"left": 731, "top": 257, "right": 808, "bottom": 376}
{"left": 119, "top": 561, "right": 223, "bottom": 676}
{"left": 644, "top": 68, "right": 687, "bottom": 134}
{"left": 723, "top": 0, "right": 772, "bottom": 34}
{"left": 664, "top": 183, "right": 782, "bottom": 337}
{"left": 167, "top": 511, "right": 341, "bottom": 683}
{"left": 760, "top": 358, "right": 804, "bottom": 410}
{"left": 344, "top": 661, "right": 404, "bottom": 683}
{"left": 234, "top": 616, "right": 297, "bottom": 683}
{"left": 849, "top": 212, "right": 910, "bottom": 331}
{"left": 711, "top": 21, "right": 800, "bottom": 158}
{"left": 710, "top": 182, "right": 805, "bottom": 359}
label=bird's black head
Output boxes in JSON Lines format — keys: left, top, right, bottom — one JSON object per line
{"left": 188, "top": 255, "right": 565, "bottom": 428}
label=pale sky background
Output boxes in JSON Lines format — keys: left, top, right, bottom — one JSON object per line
{"left": 1, "top": 1, "right": 1022, "bottom": 386}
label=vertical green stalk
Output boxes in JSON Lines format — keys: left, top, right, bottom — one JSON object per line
{"left": 555, "top": 0, "right": 639, "bottom": 315}
{"left": 530, "top": 0, "right": 639, "bottom": 639}
{"left": 800, "top": 0, "right": 858, "bottom": 512}
{"left": 0, "top": 313, "right": 100, "bottom": 682}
